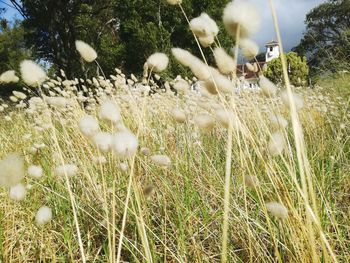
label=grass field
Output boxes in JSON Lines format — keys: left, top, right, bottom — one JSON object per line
{"left": 0, "top": 71, "right": 349, "bottom": 262}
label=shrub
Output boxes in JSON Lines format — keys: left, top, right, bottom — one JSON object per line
{"left": 264, "top": 52, "right": 309, "bottom": 86}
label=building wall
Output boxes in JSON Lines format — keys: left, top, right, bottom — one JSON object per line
{"left": 265, "top": 46, "right": 280, "bottom": 62}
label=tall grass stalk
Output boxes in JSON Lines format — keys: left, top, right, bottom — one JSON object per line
{"left": 268, "top": 0, "right": 337, "bottom": 261}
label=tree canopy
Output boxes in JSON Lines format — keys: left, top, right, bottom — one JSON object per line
{"left": 293, "top": 0, "right": 350, "bottom": 76}
{"left": 6, "top": 0, "right": 232, "bottom": 78}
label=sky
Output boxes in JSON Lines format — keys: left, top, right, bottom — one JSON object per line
{"left": 1, "top": 0, "right": 325, "bottom": 52}
{"left": 250, "top": 0, "right": 325, "bottom": 52}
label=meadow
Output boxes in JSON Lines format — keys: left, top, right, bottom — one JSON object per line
{"left": 0, "top": 0, "right": 349, "bottom": 262}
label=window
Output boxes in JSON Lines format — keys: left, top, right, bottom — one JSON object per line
{"left": 270, "top": 47, "right": 273, "bottom": 52}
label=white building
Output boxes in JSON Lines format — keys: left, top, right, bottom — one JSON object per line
{"left": 265, "top": 40, "right": 280, "bottom": 62}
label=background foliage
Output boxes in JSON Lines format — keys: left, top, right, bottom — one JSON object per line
{"left": 4, "top": 0, "right": 232, "bottom": 78}
{"left": 265, "top": 52, "right": 309, "bottom": 86}
{"left": 293, "top": 0, "right": 350, "bottom": 76}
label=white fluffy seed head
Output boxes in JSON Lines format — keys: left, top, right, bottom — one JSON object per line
{"left": 119, "top": 162, "right": 128, "bottom": 171}
{"left": 35, "top": 206, "right": 52, "bottom": 225}
{"left": 99, "top": 100, "right": 121, "bottom": 123}
{"left": 246, "top": 62, "right": 255, "bottom": 72}
{"left": 0, "top": 153, "right": 24, "bottom": 188}
{"left": 269, "top": 114, "right": 288, "bottom": 130}
{"left": 92, "top": 132, "right": 113, "bottom": 152}
{"left": 266, "top": 202, "right": 288, "bottom": 219}
{"left": 28, "top": 165, "right": 43, "bottom": 179}
{"left": 194, "top": 114, "right": 215, "bottom": 132}
{"left": 190, "top": 13, "right": 219, "bottom": 39}
{"left": 244, "top": 175, "right": 259, "bottom": 188}
{"left": 173, "top": 79, "right": 190, "bottom": 93}
{"left": 13, "top": 91, "right": 27, "bottom": 100}
{"left": 20, "top": 60, "right": 47, "bottom": 87}
{"left": 55, "top": 164, "right": 78, "bottom": 177}
{"left": 140, "top": 147, "right": 151, "bottom": 156}
{"left": 166, "top": 0, "right": 181, "bottom": 5}
{"left": 171, "top": 108, "right": 186, "bottom": 123}
{"left": 213, "top": 48, "right": 236, "bottom": 75}
{"left": 171, "top": 48, "right": 192, "bottom": 67}
{"left": 205, "top": 69, "right": 234, "bottom": 94}
{"left": 240, "top": 39, "right": 259, "bottom": 59}
{"left": 171, "top": 48, "right": 210, "bottom": 80}
{"left": 146, "top": 53, "right": 169, "bottom": 73}
{"left": 92, "top": 156, "right": 107, "bottom": 164}
{"left": 215, "top": 109, "right": 241, "bottom": 130}
{"left": 9, "top": 183, "right": 26, "bottom": 201}
{"left": 198, "top": 34, "right": 215, "bottom": 47}
{"left": 75, "top": 40, "right": 97, "bottom": 62}
{"left": 268, "top": 132, "right": 286, "bottom": 156}
{"left": 111, "top": 131, "right": 138, "bottom": 158}
{"left": 280, "top": 90, "right": 304, "bottom": 111}
{"left": 223, "top": 0, "right": 261, "bottom": 38}
{"left": 79, "top": 115, "right": 99, "bottom": 137}
{"left": 0, "top": 70, "right": 19, "bottom": 84}
{"left": 45, "top": 96, "right": 70, "bottom": 108}
{"left": 259, "top": 76, "right": 277, "bottom": 97}
{"left": 150, "top": 155, "right": 171, "bottom": 168}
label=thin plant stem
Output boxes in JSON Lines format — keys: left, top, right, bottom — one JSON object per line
{"left": 221, "top": 24, "right": 240, "bottom": 263}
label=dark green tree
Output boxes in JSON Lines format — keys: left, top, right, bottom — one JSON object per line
{"left": 293, "top": 0, "right": 350, "bottom": 75}
{"left": 113, "top": 0, "right": 233, "bottom": 75}
{"left": 9, "top": 0, "right": 122, "bottom": 78}
{"left": 0, "top": 19, "right": 31, "bottom": 96}
{"left": 8, "top": 0, "right": 235, "bottom": 77}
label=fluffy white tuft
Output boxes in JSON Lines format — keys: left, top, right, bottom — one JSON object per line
{"left": 28, "top": 165, "right": 43, "bottom": 179}
{"left": 45, "top": 96, "right": 70, "bottom": 108}
{"left": 170, "top": 108, "right": 186, "bottom": 123}
{"left": 92, "top": 132, "right": 113, "bottom": 152}
{"left": 215, "top": 109, "right": 241, "bottom": 130}
{"left": 269, "top": 114, "right": 288, "bottom": 130}
{"left": 0, "top": 153, "right": 24, "bottom": 188}
{"left": 204, "top": 69, "right": 234, "bottom": 94}
{"left": 111, "top": 131, "right": 138, "bottom": 158}
{"left": 99, "top": 100, "right": 121, "bottom": 123}
{"left": 190, "top": 13, "right": 219, "bottom": 45}
{"left": 266, "top": 202, "right": 288, "bottom": 219}
{"left": 119, "top": 162, "right": 129, "bottom": 171}
{"left": 146, "top": 53, "right": 169, "bottom": 73}
{"left": 13, "top": 91, "right": 27, "bottom": 100}
{"left": 173, "top": 79, "right": 190, "bottom": 93}
{"left": 244, "top": 175, "right": 259, "bottom": 188}
{"left": 259, "top": 76, "right": 277, "bottom": 97}
{"left": 92, "top": 156, "right": 107, "bottom": 164}
{"left": 268, "top": 132, "right": 286, "bottom": 156}
{"left": 166, "top": 0, "right": 182, "bottom": 5}
{"left": 75, "top": 40, "right": 97, "bottom": 62}
{"left": 20, "top": 60, "right": 47, "bottom": 87}
{"left": 194, "top": 114, "right": 216, "bottom": 132}
{"left": 150, "top": 155, "right": 171, "bottom": 168}
{"left": 213, "top": 48, "right": 236, "bottom": 75}
{"left": 55, "top": 164, "right": 78, "bottom": 177}
{"left": 0, "top": 70, "right": 19, "bottom": 84}
{"left": 172, "top": 48, "right": 210, "bottom": 80}
{"left": 79, "top": 115, "right": 99, "bottom": 137}
{"left": 240, "top": 39, "right": 259, "bottom": 59}
{"left": 280, "top": 90, "right": 304, "bottom": 111}
{"left": 9, "top": 183, "right": 27, "bottom": 201}
{"left": 35, "top": 206, "right": 52, "bottom": 225}
{"left": 140, "top": 147, "right": 151, "bottom": 156}
{"left": 223, "top": 0, "right": 260, "bottom": 38}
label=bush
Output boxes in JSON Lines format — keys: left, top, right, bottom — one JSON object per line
{"left": 264, "top": 52, "right": 309, "bottom": 86}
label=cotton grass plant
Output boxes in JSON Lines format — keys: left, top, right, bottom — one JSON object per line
{"left": 0, "top": 0, "right": 348, "bottom": 262}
